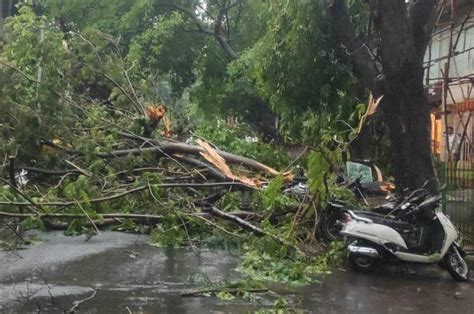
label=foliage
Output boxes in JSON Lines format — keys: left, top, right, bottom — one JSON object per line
{"left": 307, "top": 151, "right": 330, "bottom": 207}
{"left": 20, "top": 216, "right": 45, "bottom": 231}
{"left": 0, "top": 6, "right": 74, "bottom": 160}
{"left": 150, "top": 213, "right": 189, "bottom": 248}
{"left": 237, "top": 0, "right": 357, "bottom": 144}
{"left": 238, "top": 237, "right": 345, "bottom": 285}
{"left": 126, "top": 11, "right": 204, "bottom": 97}
{"left": 238, "top": 246, "right": 312, "bottom": 285}
{"left": 260, "top": 175, "right": 287, "bottom": 211}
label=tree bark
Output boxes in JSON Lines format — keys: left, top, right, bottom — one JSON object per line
{"left": 378, "top": 73, "right": 438, "bottom": 191}
{"left": 373, "top": 0, "right": 439, "bottom": 192}
{"left": 0, "top": 2, "right": 3, "bottom": 39}
{"left": 0, "top": 0, "right": 12, "bottom": 39}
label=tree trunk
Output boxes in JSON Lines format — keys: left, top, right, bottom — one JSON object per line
{"left": 0, "top": 1, "right": 5, "bottom": 39}
{"left": 1, "top": 0, "right": 15, "bottom": 39}
{"left": 373, "top": 0, "right": 439, "bottom": 192}
{"left": 324, "top": 0, "right": 439, "bottom": 193}
{"left": 248, "top": 101, "right": 283, "bottom": 144}
{"left": 349, "top": 124, "right": 372, "bottom": 160}
{"left": 378, "top": 68, "right": 438, "bottom": 192}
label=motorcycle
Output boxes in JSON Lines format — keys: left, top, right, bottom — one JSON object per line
{"left": 340, "top": 189, "right": 470, "bottom": 281}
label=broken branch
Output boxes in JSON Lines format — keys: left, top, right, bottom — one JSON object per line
{"left": 0, "top": 182, "right": 253, "bottom": 207}
{"left": 0, "top": 211, "right": 164, "bottom": 221}
{"left": 98, "top": 140, "right": 282, "bottom": 176}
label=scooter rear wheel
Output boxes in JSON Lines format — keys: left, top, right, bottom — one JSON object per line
{"left": 320, "top": 212, "right": 344, "bottom": 242}
{"left": 445, "top": 246, "right": 469, "bottom": 282}
{"left": 348, "top": 252, "right": 378, "bottom": 272}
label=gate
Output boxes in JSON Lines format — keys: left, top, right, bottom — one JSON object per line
{"left": 440, "top": 161, "right": 474, "bottom": 249}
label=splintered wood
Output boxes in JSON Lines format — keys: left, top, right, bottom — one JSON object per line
{"left": 146, "top": 105, "right": 165, "bottom": 121}
{"left": 196, "top": 139, "right": 261, "bottom": 187}
{"left": 357, "top": 92, "right": 383, "bottom": 134}
{"left": 196, "top": 139, "right": 293, "bottom": 187}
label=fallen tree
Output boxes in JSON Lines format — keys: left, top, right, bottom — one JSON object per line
{"left": 1, "top": 122, "right": 327, "bottom": 258}
{"left": 0, "top": 4, "right": 361, "bottom": 286}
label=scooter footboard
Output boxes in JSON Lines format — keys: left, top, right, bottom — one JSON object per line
{"left": 393, "top": 251, "right": 442, "bottom": 263}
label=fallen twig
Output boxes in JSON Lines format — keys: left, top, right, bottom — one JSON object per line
{"left": 0, "top": 211, "right": 163, "bottom": 221}
{"left": 76, "top": 201, "right": 100, "bottom": 234}
{"left": 22, "top": 166, "right": 81, "bottom": 176}
{"left": 206, "top": 206, "right": 265, "bottom": 235}
{"left": 181, "top": 287, "right": 268, "bottom": 297}
{"left": 0, "top": 182, "right": 254, "bottom": 207}
{"left": 206, "top": 206, "right": 307, "bottom": 256}
{"left": 174, "top": 155, "right": 228, "bottom": 181}
{"left": 183, "top": 212, "right": 245, "bottom": 239}
{"left": 42, "top": 217, "right": 155, "bottom": 230}
{"left": 67, "top": 289, "right": 98, "bottom": 313}
{"left": 64, "top": 160, "right": 92, "bottom": 177}
{"left": 198, "top": 210, "right": 262, "bottom": 221}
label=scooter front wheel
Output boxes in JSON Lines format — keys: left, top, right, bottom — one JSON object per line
{"left": 445, "top": 245, "right": 469, "bottom": 282}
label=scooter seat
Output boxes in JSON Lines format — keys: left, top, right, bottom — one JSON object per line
{"left": 353, "top": 211, "right": 411, "bottom": 230}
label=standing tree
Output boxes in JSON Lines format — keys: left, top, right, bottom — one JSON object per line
{"left": 163, "top": 0, "right": 283, "bottom": 142}
{"left": 324, "top": 0, "right": 440, "bottom": 192}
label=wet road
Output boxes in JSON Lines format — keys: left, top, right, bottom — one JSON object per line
{"left": 0, "top": 231, "right": 472, "bottom": 313}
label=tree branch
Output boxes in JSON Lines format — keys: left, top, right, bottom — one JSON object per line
{"left": 0, "top": 182, "right": 253, "bottom": 207}
{"left": 174, "top": 155, "right": 228, "bottom": 181}
{"left": 22, "top": 166, "right": 81, "bottom": 176}
{"left": 323, "top": 0, "right": 380, "bottom": 89}
{"left": 0, "top": 178, "right": 42, "bottom": 214}
{"left": 161, "top": 2, "right": 238, "bottom": 59}
{"left": 0, "top": 211, "right": 163, "bottom": 220}
{"left": 206, "top": 206, "right": 306, "bottom": 256}
{"left": 99, "top": 138, "right": 281, "bottom": 175}
{"left": 161, "top": 3, "right": 215, "bottom": 36}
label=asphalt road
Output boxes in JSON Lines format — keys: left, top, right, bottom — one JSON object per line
{"left": 0, "top": 231, "right": 472, "bottom": 313}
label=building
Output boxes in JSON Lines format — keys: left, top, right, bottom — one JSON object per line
{"left": 425, "top": 0, "right": 473, "bottom": 164}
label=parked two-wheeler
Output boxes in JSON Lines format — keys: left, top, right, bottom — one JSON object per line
{"left": 340, "top": 188, "right": 470, "bottom": 281}
{"left": 318, "top": 186, "right": 415, "bottom": 242}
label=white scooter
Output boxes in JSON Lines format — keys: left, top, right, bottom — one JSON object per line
{"left": 341, "top": 194, "right": 470, "bottom": 281}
